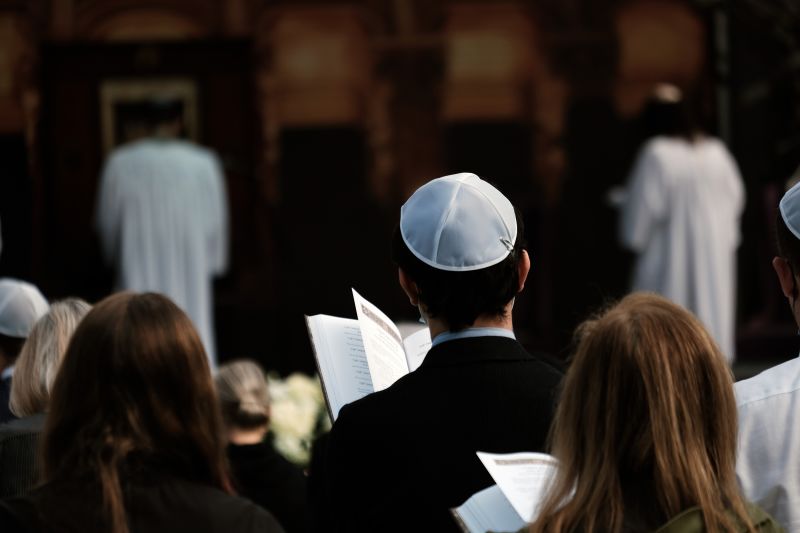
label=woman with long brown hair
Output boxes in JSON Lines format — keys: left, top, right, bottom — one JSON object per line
{"left": 0, "top": 292, "right": 284, "bottom": 533}
{"left": 531, "top": 293, "right": 781, "bottom": 533}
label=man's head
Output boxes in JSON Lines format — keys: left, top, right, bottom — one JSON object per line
{"left": 775, "top": 181, "right": 800, "bottom": 325}
{"left": 0, "top": 278, "right": 49, "bottom": 371}
{"left": 144, "top": 98, "right": 183, "bottom": 138}
{"left": 391, "top": 173, "right": 529, "bottom": 331}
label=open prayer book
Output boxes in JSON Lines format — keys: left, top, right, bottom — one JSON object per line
{"left": 305, "top": 289, "right": 432, "bottom": 420}
{"left": 452, "top": 452, "right": 560, "bottom": 533}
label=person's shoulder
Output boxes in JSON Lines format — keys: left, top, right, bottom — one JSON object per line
{"left": 656, "top": 504, "right": 785, "bottom": 533}
{"left": 742, "top": 502, "right": 786, "bottom": 532}
{"left": 0, "top": 498, "right": 31, "bottom": 533}
{"left": 735, "top": 357, "right": 800, "bottom": 409}
{"left": 155, "top": 478, "right": 285, "bottom": 533}
{"left": 641, "top": 136, "right": 679, "bottom": 156}
{"left": 169, "top": 140, "right": 218, "bottom": 161}
{"left": 0, "top": 414, "right": 46, "bottom": 438}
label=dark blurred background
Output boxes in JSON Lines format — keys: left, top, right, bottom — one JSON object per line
{"left": 1, "top": 0, "right": 799, "bottom": 376}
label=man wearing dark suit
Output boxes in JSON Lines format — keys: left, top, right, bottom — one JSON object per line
{"left": 322, "top": 173, "right": 564, "bottom": 532}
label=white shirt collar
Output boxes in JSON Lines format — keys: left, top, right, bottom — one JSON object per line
{"left": 431, "top": 327, "right": 515, "bottom": 348}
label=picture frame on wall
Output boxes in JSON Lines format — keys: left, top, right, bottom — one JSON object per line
{"left": 99, "top": 77, "right": 199, "bottom": 154}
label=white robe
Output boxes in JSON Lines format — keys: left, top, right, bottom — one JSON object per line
{"left": 96, "top": 139, "right": 229, "bottom": 367}
{"left": 620, "top": 136, "right": 745, "bottom": 361}
{"left": 735, "top": 356, "right": 800, "bottom": 531}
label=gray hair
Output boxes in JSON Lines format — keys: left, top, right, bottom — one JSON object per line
{"left": 10, "top": 298, "right": 91, "bottom": 417}
{"left": 214, "top": 360, "right": 270, "bottom": 430}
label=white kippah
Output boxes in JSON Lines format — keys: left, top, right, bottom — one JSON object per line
{"left": 780, "top": 181, "right": 800, "bottom": 240}
{"left": 0, "top": 278, "right": 49, "bottom": 338}
{"left": 400, "top": 173, "right": 518, "bottom": 272}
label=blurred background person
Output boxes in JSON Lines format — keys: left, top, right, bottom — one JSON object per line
{"left": 619, "top": 84, "right": 745, "bottom": 363}
{"left": 531, "top": 293, "right": 780, "bottom": 533}
{"left": 0, "top": 279, "right": 49, "bottom": 424}
{"left": 95, "top": 99, "right": 229, "bottom": 368}
{"left": 216, "top": 360, "right": 308, "bottom": 533}
{"left": 0, "top": 298, "right": 90, "bottom": 499}
{"left": 0, "top": 292, "right": 283, "bottom": 533}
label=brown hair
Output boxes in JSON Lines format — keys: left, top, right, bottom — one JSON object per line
{"left": 10, "top": 298, "right": 91, "bottom": 417}
{"left": 42, "top": 292, "right": 231, "bottom": 533}
{"left": 531, "top": 293, "right": 755, "bottom": 533}
{"left": 215, "top": 359, "right": 271, "bottom": 430}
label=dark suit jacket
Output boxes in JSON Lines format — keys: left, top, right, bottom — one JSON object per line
{"left": 322, "top": 335, "right": 563, "bottom": 532}
{"left": 0, "top": 470, "right": 285, "bottom": 533}
{"left": 227, "top": 439, "right": 309, "bottom": 533}
{"left": 0, "top": 376, "right": 15, "bottom": 425}
{"left": 0, "top": 413, "right": 46, "bottom": 498}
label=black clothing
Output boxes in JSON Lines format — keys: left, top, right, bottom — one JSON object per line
{"left": 0, "top": 471, "right": 285, "bottom": 533}
{"left": 0, "top": 376, "right": 16, "bottom": 425}
{"left": 323, "top": 335, "right": 563, "bottom": 532}
{"left": 227, "top": 440, "right": 309, "bottom": 533}
{"left": 0, "top": 413, "right": 45, "bottom": 498}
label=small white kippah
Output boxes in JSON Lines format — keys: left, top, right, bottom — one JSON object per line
{"left": 400, "top": 173, "right": 518, "bottom": 272}
{"left": 0, "top": 278, "right": 49, "bottom": 338}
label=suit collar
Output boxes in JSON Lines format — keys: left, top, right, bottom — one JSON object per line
{"left": 419, "top": 335, "right": 533, "bottom": 369}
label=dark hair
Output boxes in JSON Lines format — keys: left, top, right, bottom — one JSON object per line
{"left": 42, "top": 292, "right": 231, "bottom": 533}
{"left": 776, "top": 210, "right": 800, "bottom": 272}
{"left": 0, "top": 333, "right": 25, "bottom": 363}
{"left": 144, "top": 98, "right": 182, "bottom": 129}
{"left": 642, "top": 97, "right": 697, "bottom": 141}
{"left": 391, "top": 208, "right": 526, "bottom": 331}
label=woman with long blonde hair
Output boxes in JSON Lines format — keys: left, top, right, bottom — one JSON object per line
{"left": 531, "top": 293, "right": 781, "bottom": 533}
{"left": 0, "top": 298, "right": 90, "bottom": 498}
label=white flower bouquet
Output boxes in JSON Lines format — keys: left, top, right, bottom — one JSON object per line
{"left": 267, "top": 372, "right": 331, "bottom": 466}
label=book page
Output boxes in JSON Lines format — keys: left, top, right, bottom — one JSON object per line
{"left": 476, "top": 451, "right": 559, "bottom": 523}
{"left": 451, "top": 484, "right": 526, "bottom": 533}
{"left": 402, "top": 327, "right": 432, "bottom": 372}
{"left": 352, "top": 289, "right": 410, "bottom": 392}
{"left": 305, "top": 314, "right": 374, "bottom": 420}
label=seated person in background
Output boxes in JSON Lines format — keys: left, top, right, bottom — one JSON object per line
{"left": 0, "top": 299, "right": 90, "bottom": 498}
{"left": 215, "top": 360, "right": 308, "bottom": 533}
{"left": 530, "top": 293, "right": 781, "bottom": 533}
{"left": 0, "top": 292, "right": 284, "bottom": 533}
{"left": 736, "top": 180, "right": 800, "bottom": 532}
{"left": 0, "top": 279, "right": 49, "bottom": 424}
{"left": 322, "top": 173, "right": 564, "bottom": 532}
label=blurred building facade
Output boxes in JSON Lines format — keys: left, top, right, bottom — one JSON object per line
{"left": 0, "top": 0, "right": 798, "bottom": 371}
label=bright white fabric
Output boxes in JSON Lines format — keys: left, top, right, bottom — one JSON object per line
{"left": 96, "top": 139, "right": 229, "bottom": 366}
{"left": 0, "top": 278, "right": 49, "bottom": 338}
{"left": 736, "top": 356, "right": 800, "bottom": 532}
{"left": 400, "top": 173, "right": 517, "bottom": 272}
{"left": 780, "top": 181, "right": 800, "bottom": 239}
{"left": 620, "top": 136, "right": 745, "bottom": 361}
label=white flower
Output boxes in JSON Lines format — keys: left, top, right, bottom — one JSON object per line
{"left": 267, "top": 373, "right": 330, "bottom": 466}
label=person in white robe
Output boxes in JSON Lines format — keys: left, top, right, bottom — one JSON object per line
{"left": 95, "top": 101, "right": 228, "bottom": 367}
{"left": 735, "top": 180, "right": 800, "bottom": 532}
{"left": 619, "top": 84, "right": 745, "bottom": 362}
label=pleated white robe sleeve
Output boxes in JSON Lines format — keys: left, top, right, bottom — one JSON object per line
{"left": 619, "top": 137, "right": 744, "bottom": 362}
{"left": 95, "top": 140, "right": 229, "bottom": 367}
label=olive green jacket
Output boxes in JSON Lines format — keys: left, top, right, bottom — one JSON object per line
{"left": 656, "top": 503, "right": 785, "bottom": 533}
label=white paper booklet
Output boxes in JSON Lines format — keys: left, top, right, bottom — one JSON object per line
{"left": 452, "top": 452, "right": 560, "bottom": 532}
{"left": 451, "top": 484, "right": 526, "bottom": 533}
{"left": 305, "top": 289, "right": 432, "bottom": 420}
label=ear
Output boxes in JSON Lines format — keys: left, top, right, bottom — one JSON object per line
{"left": 773, "top": 256, "right": 796, "bottom": 298}
{"left": 398, "top": 268, "right": 420, "bottom": 305}
{"left": 517, "top": 250, "right": 531, "bottom": 293}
